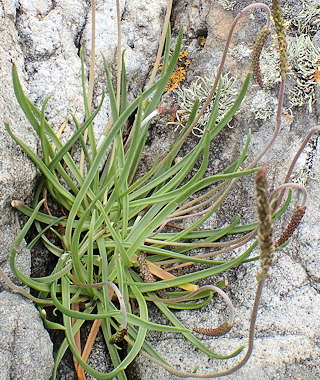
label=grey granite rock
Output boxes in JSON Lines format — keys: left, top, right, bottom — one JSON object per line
{"left": 0, "top": 0, "right": 171, "bottom": 379}
{"left": 0, "top": 292, "right": 53, "bottom": 380}
{"left": 0, "top": 0, "right": 319, "bottom": 379}
{"left": 131, "top": 1, "right": 320, "bottom": 379}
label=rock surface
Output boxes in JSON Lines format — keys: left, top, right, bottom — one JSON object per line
{"left": 0, "top": 0, "right": 319, "bottom": 379}
{"left": 0, "top": 292, "right": 53, "bottom": 380}
{"left": 131, "top": 1, "right": 320, "bottom": 379}
{"left": 0, "top": 2, "right": 53, "bottom": 379}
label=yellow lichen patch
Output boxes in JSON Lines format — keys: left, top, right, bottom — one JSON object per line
{"left": 167, "top": 113, "right": 177, "bottom": 123}
{"left": 152, "top": 49, "right": 190, "bottom": 92}
{"left": 165, "top": 66, "right": 187, "bottom": 91}
{"left": 200, "top": 36, "right": 206, "bottom": 47}
{"left": 178, "top": 50, "right": 189, "bottom": 61}
{"left": 284, "top": 113, "right": 294, "bottom": 121}
{"left": 313, "top": 66, "right": 320, "bottom": 83}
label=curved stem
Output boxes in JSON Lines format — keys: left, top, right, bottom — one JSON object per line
{"left": 284, "top": 126, "right": 320, "bottom": 184}
{"left": 170, "top": 187, "right": 226, "bottom": 218}
{"left": 271, "top": 183, "right": 308, "bottom": 208}
{"left": 149, "top": 284, "right": 235, "bottom": 337}
{"left": 154, "top": 181, "right": 233, "bottom": 236}
{"left": 134, "top": 279, "right": 265, "bottom": 378}
{"left": 73, "top": 279, "right": 127, "bottom": 328}
{"left": 159, "top": 230, "right": 255, "bottom": 273}
{"left": 247, "top": 77, "right": 286, "bottom": 169}
{"left": 189, "top": 3, "right": 271, "bottom": 131}
{"left": 0, "top": 267, "right": 50, "bottom": 304}
{"left": 173, "top": 182, "right": 227, "bottom": 214}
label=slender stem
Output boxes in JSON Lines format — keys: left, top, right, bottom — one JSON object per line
{"left": 189, "top": 3, "right": 271, "bottom": 132}
{"left": 173, "top": 182, "right": 227, "bottom": 214}
{"left": 273, "top": 126, "right": 319, "bottom": 207}
{"left": 147, "top": 0, "right": 173, "bottom": 89}
{"left": 116, "top": 0, "right": 122, "bottom": 110}
{"left": 73, "top": 279, "right": 128, "bottom": 328}
{"left": 271, "top": 183, "right": 308, "bottom": 208}
{"left": 154, "top": 180, "right": 233, "bottom": 235}
{"left": 247, "top": 77, "right": 286, "bottom": 169}
{"left": 0, "top": 267, "right": 49, "bottom": 304}
{"left": 80, "top": 0, "right": 96, "bottom": 176}
{"left": 149, "top": 284, "right": 235, "bottom": 326}
{"left": 162, "top": 230, "right": 256, "bottom": 272}
{"left": 170, "top": 187, "right": 226, "bottom": 218}
{"left": 146, "top": 232, "right": 249, "bottom": 248}
{"left": 284, "top": 126, "right": 320, "bottom": 184}
{"left": 133, "top": 278, "right": 266, "bottom": 378}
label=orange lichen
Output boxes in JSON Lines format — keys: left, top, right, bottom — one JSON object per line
{"left": 200, "top": 36, "right": 206, "bottom": 47}
{"left": 313, "top": 67, "right": 320, "bottom": 83}
{"left": 178, "top": 50, "right": 189, "bottom": 61}
{"left": 165, "top": 66, "right": 187, "bottom": 91}
{"left": 152, "top": 50, "right": 190, "bottom": 92}
{"left": 284, "top": 114, "right": 294, "bottom": 121}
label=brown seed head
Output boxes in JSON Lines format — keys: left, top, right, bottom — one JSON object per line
{"left": 272, "top": 0, "right": 288, "bottom": 78}
{"left": 252, "top": 26, "right": 270, "bottom": 88}
{"left": 193, "top": 321, "right": 233, "bottom": 337}
{"left": 255, "top": 168, "right": 274, "bottom": 281}
{"left": 275, "top": 205, "right": 306, "bottom": 248}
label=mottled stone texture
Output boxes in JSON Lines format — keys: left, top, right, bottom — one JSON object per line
{"left": 0, "top": 0, "right": 319, "bottom": 379}
{"left": 0, "top": 293, "right": 54, "bottom": 380}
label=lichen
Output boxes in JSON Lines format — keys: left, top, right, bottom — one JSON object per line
{"left": 259, "top": 34, "right": 320, "bottom": 112}
{"left": 259, "top": 44, "right": 281, "bottom": 89}
{"left": 253, "top": 0, "right": 320, "bottom": 112}
{"left": 292, "top": 0, "right": 320, "bottom": 36}
{"left": 218, "top": 0, "right": 237, "bottom": 11}
{"left": 170, "top": 68, "right": 238, "bottom": 136}
{"left": 249, "top": 90, "right": 278, "bottom": 121}
{"left": 229, "top": 44, "right": 253, "bottom": 60}
{"left": 159, "top": 50, "right": 190, "bottom": 92}
{"left": 292, "top": 134, "right": 319, "bottom": 186}
{"left": 287, "top": 35, "right": 320, "bottom": 111}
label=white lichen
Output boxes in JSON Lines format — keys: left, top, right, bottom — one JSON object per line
{"left": 292, "top": 135, "right": 319, "bottom": 186}
{"left": 287, "top": 35, "right": 320, "bottom": 111}
{"left": 171, "top": 68, "right": 238, "bottom": 136}
{"left": 259, "top": 34, "right": 320, "bottom": 112}
{"left": 250, "top": 90, "right": 278, "bottom": 121}
{"left": 229, "top": 43, "right": 253, "bottom": 60}
{"left": 256, "top": 0, "right": 320, "bottom": 112}
{"left": 259, "top": 43, "right": 281, "bottom": 89}
{"left": 293, "top": 0, "right": 320, "bottom": 36}
{"left": 218, "top": 0, "right": 237, "bottom": 11}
